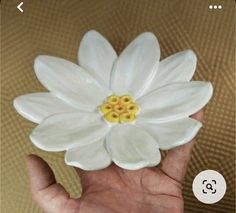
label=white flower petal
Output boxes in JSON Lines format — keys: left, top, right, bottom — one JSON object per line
{"left": 137, "top": 118, "right": 202, "bottom": 150}
{"left": 78, "top": 30, "right": 117, "bottom": 88}
{"left": 34, "top": 56, "right": 110, "bottom": 111}
{"left": 110, "top": 32, "right": 160, "bottom": 98}
{"left": 146, "top": 50, "right": 197, "bottom": 93}
{"left": 137, "top": 81, "right": 213, "bottom": 123}
{"left": 65, "top": 137, "right": 111, "bottom": 171}
{"left": 30, "top": 112, "right": 110, "bottom": 152}
{"left": 106, "top": 125, "right": 161, "bottom": 170}
{"left": 13, "top": 93, "right": 77, "bottom": 123}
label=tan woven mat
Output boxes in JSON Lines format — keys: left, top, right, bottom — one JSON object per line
{"left": 1, "top": 0, "right": 235, "bottom": 212}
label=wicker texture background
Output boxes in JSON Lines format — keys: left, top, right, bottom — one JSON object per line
{"left": 1, "top": 0, "right": 235, "bottom": 212}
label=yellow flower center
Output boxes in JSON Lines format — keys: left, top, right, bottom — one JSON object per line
{"left": 99, "top": 94, "right": 140, "bottom": 123}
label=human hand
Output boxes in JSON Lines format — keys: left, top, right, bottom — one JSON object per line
{"left": 25, "top": 111, "right": 203, "bottom": 213}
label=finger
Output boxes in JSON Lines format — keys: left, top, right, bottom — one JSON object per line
{"left": 191, "top": 109, "right": 204, "bottom": 121}
{"left": 161, "top": 110, "right": 204, "bottom": 183}
{"left": 25, "top": 154, "right": 56, "bottom": 192}
{"left": 25, "top": 154, "right": 80, "bottom": 213}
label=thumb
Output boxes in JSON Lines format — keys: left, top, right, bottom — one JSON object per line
{"left": 25, "top": 154, "right": 80, "bottom": 213}
{"left": 161, "top": 110, "right": 204, "bottom": 183}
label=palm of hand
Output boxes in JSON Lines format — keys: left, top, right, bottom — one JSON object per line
{"left": 26, "top": 109, "right": 202, "bottom": 213}
{"left": 77, "top": 165, "right": 183, "bottom": 213}
{"left": 27, "top": 148, "right": 188, "bottom": 213}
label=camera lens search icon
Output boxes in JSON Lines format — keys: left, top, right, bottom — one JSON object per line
{"left": 192, "top": 170, "right": 226, "bottom": 204}
{"left": 202, "top": 180, "right": 216, "bottom": 194}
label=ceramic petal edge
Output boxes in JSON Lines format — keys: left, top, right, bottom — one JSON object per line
{"left": 65, "top": 137, "right": 112, "bottom": 171}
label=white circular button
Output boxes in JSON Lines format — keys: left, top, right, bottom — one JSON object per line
{"left": 192, "top": 170, "right": 226, "bottom": 204}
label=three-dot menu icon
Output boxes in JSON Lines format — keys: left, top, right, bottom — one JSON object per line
{"left": 209, "top": 5, "right": 223, "bottom": 9}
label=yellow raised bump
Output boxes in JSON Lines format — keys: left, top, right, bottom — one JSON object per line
{"left": 127, "top": 103, "right": 139, "bottom": 114}
{"left": 104, "top": 111, "right": 120, "bottom": 123}
{"left": 120, "top": 112, "right": 136, "bottom": 123}
{"left": 113, "top": 104, "right": 126, "bottom": 114}
{"left": 100, "top": 103, "right": 113, "bottom": 114}
{"left": 120, "top": 95, "right": 133, "bottom": 105}
{"left": 107, "top": 95, "right": 120, "bottom": 105}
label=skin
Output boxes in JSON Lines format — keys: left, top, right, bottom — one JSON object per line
{"left": 25, "top": 111, "right": 203, "bottom": 213}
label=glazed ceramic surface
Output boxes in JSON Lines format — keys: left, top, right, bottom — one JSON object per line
{"left": 14, "top": 30, "right": 213, "bottom": 170}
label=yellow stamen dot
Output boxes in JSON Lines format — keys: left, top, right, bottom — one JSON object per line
{"left": 120, "top": 112, "right": 136, "bottom": 123}
{"left": 114, "top": 105, "right": 126, "bottom": 114}
{"left": 120, "top": 95, "right": 132, "bottom": 105}
{"left": 100, "top": 103, "right": 112, "bottom": 114}
{"left": 99, "top": 94, "right": 140, "bottom": 124}
{"left": 107, "top": 95, "right": 120, "bottom": 105}
{"left": 127, "top": 103, "right": 139, "bottom": 114}
{"left": 105, "top": 111, "right": 120, "bottom": 123}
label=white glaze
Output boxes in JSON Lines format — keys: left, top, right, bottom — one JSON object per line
{"left": 136, "top": 118, "right": 202, "bottom": 150}
{"left": 34, "top": 55, "right": 110, "bottom": 111}
{"left": 110, "top": 32, "right": 160, "bottom": 98}
{"left": 78, "top": 30, "right": 117, "bottom": 89}
{"left": 145, "top": 49, "right": 197, "bottom": 93}
{"left": 30, "top": 112, "right": 110, "bottom": 152}
{"left": 137, "top": 81, "right": 213, "bottom": 123}
{"left": 106, "top": 125, "right": 161, "bottom": 170}
{"left": 13, "top": 30, "right": 213, "bottom": 170}
{"left": 14, "top": 92, "right": 77, "bottom": 123}
{"left": 65, "top": 137, "right": 111, "bottom": 171}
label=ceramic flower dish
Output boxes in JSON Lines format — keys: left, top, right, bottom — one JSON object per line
{"left": 14, "top": 30, "right": 213, "bottom": 170}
